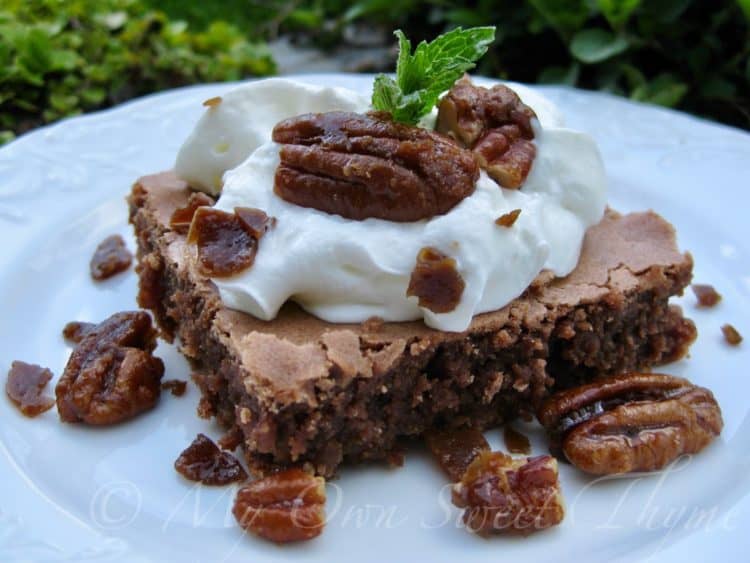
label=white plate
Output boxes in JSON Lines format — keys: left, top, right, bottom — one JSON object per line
{"left": 1, "top": 74, "right": 749, "bottom": 562}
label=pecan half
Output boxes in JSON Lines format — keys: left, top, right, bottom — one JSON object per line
{"left": 452, "top": 451, "right": 564, "bottom": 535}
{"left": 537, "top": 373, "right": 723, "bottom": 474}
{"left": 272, "top": 111, "right": 479, "bottom": 222}
{"left": 233, "top": 468, "right": 326, "bottom": 543}
{"left": 437, "top": 77, "right": 537, "bottom": 189}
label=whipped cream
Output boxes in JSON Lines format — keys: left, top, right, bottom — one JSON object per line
{"left": 175, "top": 77, "right": 607, "bottom": 332}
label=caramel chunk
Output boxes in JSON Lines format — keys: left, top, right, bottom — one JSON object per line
{"left": 722, "top": 324, "right": 742, "bottom": 346}
{"left": 272, "top": 111, "right": 478, "bottom": 222}
{"left": 437, "top": 77, "right": 537, "bottom": 189}
{"left": 233, "top": 468, "right": 326, "bottom": 543}
{"left": 175, "top": 433, "right": 248, "bottom": 485}
{"left": 62, "top": 321, "right": 95, "bottom": 344}
{"left": 425, "top": 427, "right": 490, "bottom": 481}
{"left": 406, "top": 247, "right": 465, "bottom": 314}
{"left": 537, "top": 372, "right": 723, "bottom": 474}
{"left": 495, "top": 208, "right": 522, "bottom": 227}
{"left": 90, "top": 235, "right": 132, "bottom": 280}
{"left": 503, "top": 425, "right": 531, "bottom": 455}
{"left": 452, "top": 452, "right": 564, "bottom": 535}
{"left": 692, "top": 284, "right": 722, "bottom": 307}
{"left": 187, "top": 207, "right": 274, "bottom": 277}
{"left": 55, "top": 311, "right": 164, "bottom": 425}
{"left": 6, "top": 361, "right": 55, "bottom": 417}
{"left": 161, "top": 379, "right": 187, "bottom": 396}
{"left": 169, "top": 192, "right": 215, "bottom": 234}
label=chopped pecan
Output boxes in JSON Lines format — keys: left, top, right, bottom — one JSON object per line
{"left": 161, "top": 379, "right": 187, "bottom": 396}
{"left": 55, "top": 311, "right": 164, "bottom": 425}
{"left": 503, "top": 425, "right": 531, "bottom": 455}
{"left": 187, "top": 207, "right": 274, "bottom": 277}
{"left": 6, "top": 361, "right": 55, "bottom": 417}
{"left": 233, "top": 468, "right": 326, "bottom": 543}
{"left": 175, "top": 433, "right": 247, "bottom": 485}
{"left": 437, "top": 77, "right": 537, "bottom": 189}
{"left": 169, "top": 192, "right": 215, "bottom": 234}
{"left": 692, "top": 284, "right": 722, "bottom": 307}
{"left": 203, "top": 96, "right": 222, "bottom": 108}
{"left": 721, "top": 324, "right": 742, "bottom": 346}
{"left": 537, "top": 372, "right": 723, "bottom": 474}
{"left": 425, "top": 427, "right": 490, "bottom": 481}
{"left": 272, "top": 111, "right": 479, "bottom": 222}
{"left": 62, "top": 321, "right": 95, "bottom": 344}
{"left": 495, "top": 208, "right": 522, "bottom": 228}
{"left": 452, "top": 452, "right": 564, "bottom": 535}
{"left": 90, "top": 235, "right": 132, "bottom": 280}
{"left": 406, "top": 247, "right": 465, "bottom": 314}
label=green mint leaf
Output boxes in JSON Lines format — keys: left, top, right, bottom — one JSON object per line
{"left": 371, "top": 26, "right": 496, "bottom": 125}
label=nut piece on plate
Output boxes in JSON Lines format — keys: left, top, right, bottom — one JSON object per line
{"left": 272, "top": 111, "right": 479, "bottom": 222}
{"left": 437, "top": 76, "right": 537, "bottom": 189}
{"left": 55, "top": 311, "right": 164, "bottom": 425}
{"left": 722, "top": 324, "right": 742, "bottom": 346}
{"left": 233, "top": 468, "right": 326, "bottom": 543}
{"left": 406, "top": 247, "right": 465, "bottom": 313}
{"left": 90, "top": 234, "right": 132, "bottom": 281}
{"left": 6, "top": 361, "right": 55, "bottom": 417}
{"left": 169, "top": 192, "right": 215, "bottom": 234}
{"left": 691, "top": 283, "right": 722, "bottom": 307}
{"left": 174, "top": 433, "right": 247, "bottom": 485}
{"left": 425, "top": 427, "right": 490, "bottom": 482}
{"left": 537, "top": 372, "right": 723, "bottom": 475}
{"left": 187, "top": 206, "right": 275, "bottom": 277}
{"left": 452, "top": 451, "right": 564, "bottom": 535}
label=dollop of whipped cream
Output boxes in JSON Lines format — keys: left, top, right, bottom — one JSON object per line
{"left": 175, "top": 77, "right": 606, "bottom": 332}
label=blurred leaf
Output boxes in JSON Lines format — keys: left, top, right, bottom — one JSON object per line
{"left": 570, "top": 29, "right": 629, "bottom": 63}
{"left": 631, "top": 73, "right": 688, "bottom": 107}
{"left": 597, "top": 0, "right": 641, "bottom": 28}
{"left": 701, "top": 77, "right": 737, "bottom": 99}
{"left": 737, "top": 0, "right": 750, "bottom": 20}
{"left": 527, "top": 0, "right": 591, "bottom": 35}
{"left": 538, "top": 62, "right": 580, "bottom": 85}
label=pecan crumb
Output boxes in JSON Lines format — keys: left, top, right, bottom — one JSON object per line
{"left": 503, "top": 425, "right": 531, "bottom": 455}
{"left": 425, "top": 427, "right": 490, "bottom": 482}
{"left": 218, "top": 426, "right": 244, "bottom": 451}
{"left": 203, "top": 96, "right": 222, "bottom": 108}
{"left": 692, "top": 284, "right": 722, "bottom": 307}
{"left": 722, "top": 324, "right": 742, "bottom": 346}
{"left": 62, "top": 321, "right": 95, "bottom": 344}
{"left": 175, "top": 433, "right": 248, "bottom": 485}
{"left": 6, "top": 361, "right": 55, "bottom": 417}
{"left": 537, "top": 372, "right": 723, "bottom": 474}
{"left": 90, "top": 235, "right": 132, "bottom": 281}
{"left": 161, "top": 379, "right": 187, "bottom": 396}
{"left": 169, "top": 192, "right": 215, "bottom": 234}
{"left": 55, "top": 311, "right": 164, "bottom": 425}
{"left": 452, "top": 452, "right": 564, "bottom": 535}
{"left": 406, "top": 247, "right": 465, "bottom": 314}
{"left": 495, "top": 208, "right": 522, "bottom": 228}
{"left": 361, "top": 316, "right": 384, "bottom": 333}
{"left": 233, "top": 468, "right": 326, "bottom": 543}
{"left": 187, "top": 206, "right": 275, "bottom": 277}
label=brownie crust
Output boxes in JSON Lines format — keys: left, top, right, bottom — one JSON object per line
{"left": 129, "top": 172, "right": 696, "bottom": 477}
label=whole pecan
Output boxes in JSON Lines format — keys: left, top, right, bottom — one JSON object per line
{"left": 452, "top": 451, "right": 565, "bottom": 535}
{"left": 233, "top": 468, "right": 326, "bottom": 543}
{"left": 437, "top": 77, "right": 537, "bottom": 189}
{"left": 537, "top": 372, "right": 723, "bottom": 475}
{"left": 272, "top": 111, "right": 479, "bottom": 222}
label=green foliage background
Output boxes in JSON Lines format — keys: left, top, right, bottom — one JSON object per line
{"left": 1, "top": 0, "right": 748, "bottom": 145}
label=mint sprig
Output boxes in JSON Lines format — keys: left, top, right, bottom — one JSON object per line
{"left": 372, "top": 26, "right": 496, "bottom": 125}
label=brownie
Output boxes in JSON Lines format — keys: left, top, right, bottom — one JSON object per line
{"left": 129, "top": 172, "right": 696, "bottom": 477}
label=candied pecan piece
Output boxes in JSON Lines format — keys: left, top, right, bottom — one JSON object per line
{"left": 722, "top": 324, "right": 742, "bottom": 346}
{"left": 495, "top": 208, "right": 521, "bottom": 228}
{"left": 55, "top": 311, "right": 164, "bottom": 425}
{"left": 452, "top": 452, "right": 564, "bottom": 535}
{"left": 272, "top": 111, "right": 478, "bottom": 222}
{"left": 692, "top": 284, "right": 722, "bottom": 307}
{"left": 203, "top": 96, "right": 222, "bottom": 108}
{"left": 503, "top": 425, "right": 531, "bottom": 455}
{"left": 425, "top": 427, "right": 490, "bottom": 481}
{"left": 437, "top": 77, "right": 537, "bottom": 189}
{"left": 6, "top": 361, "right": 55, "bottom": 417}
{"left": 161, "top": 379, "right": 187, "bottom": 396}
{"left": 406, "top": 247, "right": 465, "bottom": 314}
{"left": 62, "top": 321, "right": 95, "bottom": 344}
{"left": 175, "top": 433, "right": 247, "bottom": 485}
{"left": 187, "top": 207, "right": 274, "bottom": 277}
{"left": 537, "top": 372, "right": 723, "bottom": 474}
{"left": 169, "top": 192, "right": 215, "bottom": 234}
{"left": 218, "top": 426, "right": 244, "bottom": 451}
{"left": 233, "top": 468, "right": 326, "bottom": 543}
{"left": 90, "top": 235, "right": 132, "bottom": 280}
